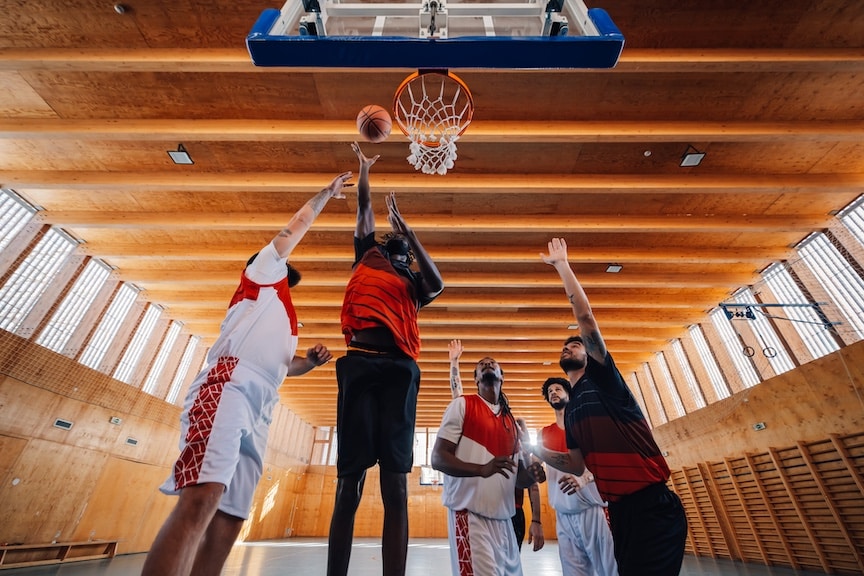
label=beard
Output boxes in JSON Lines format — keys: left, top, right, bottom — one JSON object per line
{"left": 559, "top": 355, "right": 586, "bottom": 373}
{"left": 478, "top": 370, "right": 500, "bottom": 386}
{"left": 550, "top": 399, "right": 567, "bottom": 410}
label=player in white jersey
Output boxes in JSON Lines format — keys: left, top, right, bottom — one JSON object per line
{"left": 432, "top": 355, "right": 538, "bottom": 576}
{"left": 536, "top": 377, "right": 617, "bottom": 576}
{"left": 142, "top": 171, "right": 353, "bottom": 576}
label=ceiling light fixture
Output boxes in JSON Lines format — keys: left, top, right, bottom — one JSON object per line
{"left": 680, "top": 145, "right": 705, "bottom": 167}
{"left": 606, "top": 263, "right": 623, "bottom": 273}
{"left": 168, "top": 143, "right": 194, "bottom": 165}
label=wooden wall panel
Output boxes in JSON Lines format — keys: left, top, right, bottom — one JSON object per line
{"left": 0, "top": 438, "right": 107, "bottom": 544}
{"left": 653, "top": 341, "right": 864, "bottom": 468}
{"left": 69, "top": 456, "right": 173, "bottom": 553}
{"left": 0, "top": 434, "right": 28, "bottom": 486}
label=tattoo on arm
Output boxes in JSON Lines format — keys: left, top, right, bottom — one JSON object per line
{"left": 450, "top": 367, "right": 461, "bottom": 394}
{"left": 307, "top": 189, "right": 329, "bottom": 216}
{"left": 550, "top": 453, "right": 570, "bottom": 468}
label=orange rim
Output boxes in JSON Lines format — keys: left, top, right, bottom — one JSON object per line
{"left": 392, "top": 69, "right": 475, "bottom": 147}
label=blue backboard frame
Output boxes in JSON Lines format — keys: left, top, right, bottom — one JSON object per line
{"left": 246, "top": 4, "right": 624, "bottom": 69}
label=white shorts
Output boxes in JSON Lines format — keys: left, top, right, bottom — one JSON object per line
{"left": 160, "top": 357, "right": 279, "bottom": 520}
{"left": 447, "top": 509, "right": 523, "bottom": 576}
{"left": 556, "top": 506, "right": 618, "bottom": 576}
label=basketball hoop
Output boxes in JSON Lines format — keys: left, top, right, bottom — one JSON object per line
{"left": 393, "top": 70, "right": 474, "bottom": 175}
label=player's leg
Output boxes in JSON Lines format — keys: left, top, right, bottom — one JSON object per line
{"left": 583, "top": 506, "right": 618, "bottom": 576}
{"left": 189, "top": 509, "right": 244, "bottom": 576}
{"left": 327, "top": 470, "right": 368, "bottom": 576}
{"left": 377, "top": 356, "right": 421, "bottom": 576}
{"left": 328, "top": 354, "right": 377, "bottom": 576}
{"left": 189, "top": 412, "right": 268, "bottom": 576}
{"left": 380, "top": 470, "right": 409, "bottom": 576}
{"left": 141, "top": 482, "right": 224, "bottom": 576}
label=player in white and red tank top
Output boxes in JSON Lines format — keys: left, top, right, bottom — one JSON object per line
{"left": 142, "top": 171, "right": 353, "bottom": 576}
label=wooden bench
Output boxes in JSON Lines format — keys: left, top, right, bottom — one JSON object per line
{"left": 0, "top": 540, "right": 118, "bottom": 570}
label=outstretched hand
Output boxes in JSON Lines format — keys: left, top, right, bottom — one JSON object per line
{"left": 324, "top": 171, "right": 353, "bottom": 200}
{"left": 448, "top": 339, "right": 463, "bottom": 362}
{"left": 351, "top": 141, "right": 379, "bottom": 170}
{"left": 480, "top": 455, "right": 516, "bottom": 479}
{"left": 540, "top": 237, "right": 569, "bottom": 267}
{"left": 386, "top": 192, "right": 410, "bottom": 234}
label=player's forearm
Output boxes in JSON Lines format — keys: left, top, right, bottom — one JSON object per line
{"left": 449, "top": 361, "right": 463, "bottom": 398}
{"left": 530, "top": 444, "right": 585, "bottom": 476}
{"left": 528, "top": 483, "right": 542, "bottom": 520}
{"left": 274, "top": 188, "right": 332, "bottom": 257}
{"left": 431, "top": 450, "right": 483, "bottom": 478}
{"left": 284, "top": 356, "right": 315, "bottom": 377}
{"left": 405, "top": 229, "right": 445, "bottom": 295}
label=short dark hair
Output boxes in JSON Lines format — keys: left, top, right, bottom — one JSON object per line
{"left": 542, "top": 377, "right": 571, "bottom": 402}
{"left": 246, "top": 253, "right": 302, "bottom": 288}
{"left": 564, "top": 335, "right": 583, "bottom": 346}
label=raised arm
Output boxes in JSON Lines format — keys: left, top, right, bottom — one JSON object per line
{"left": 541, "top": 237, "right": 607, "bottom": 364}
{"left": 352, "top": 141, "right": 378, "bottom": 239}
{"left": 386, "top": 192, "right": 445, "bottom": 298}
{"left": 272, "top": 172, "right": 352, "bottom": 258}
{"left": 448, "top": 339, "right": 464, "bottom": 398}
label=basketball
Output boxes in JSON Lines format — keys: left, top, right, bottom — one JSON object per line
{"left": 356, "top": 104, "right": 392, "bottom": 143}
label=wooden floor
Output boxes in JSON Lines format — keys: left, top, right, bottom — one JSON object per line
{"left": 8, "top": 538, "right": 830, "bottom": 575}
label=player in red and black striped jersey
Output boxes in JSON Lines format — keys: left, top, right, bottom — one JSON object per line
{"left": 327, "top": 142, "right": 444, "bottom": 576}
{"left": 524, "top": 237, "right": 688, "bottom": 576}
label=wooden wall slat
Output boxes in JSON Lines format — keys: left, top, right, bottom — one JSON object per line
{"left": 768, "top": 447, "right": 831, "bottom": 572}
{"left": 699, "top": 463, "right": 737, "bottom": 560}
{"left": 722, "top": 458, "right": 769, "bottom": 564}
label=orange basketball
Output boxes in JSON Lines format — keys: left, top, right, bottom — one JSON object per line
{"left": 356, "top": 104, "right": 392, "bottom": 143}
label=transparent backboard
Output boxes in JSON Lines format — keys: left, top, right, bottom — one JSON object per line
{"left": 247, "top": 0, "right": 625, "bottom": 68}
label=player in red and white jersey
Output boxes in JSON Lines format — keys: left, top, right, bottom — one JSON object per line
{"left": 432, "top": 356, "right": 537, "bottom": 576}
{"left": 143, "top": 171, "right": 353, "bottom": 576}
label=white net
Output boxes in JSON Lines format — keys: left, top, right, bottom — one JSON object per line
{"left": 407, "top": 137, "right": 459, "bottom": 176}
{"left": 394, "top": 71, "right": 473, "bottom": 175}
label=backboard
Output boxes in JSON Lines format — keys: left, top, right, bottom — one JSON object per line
{"left": 247, "top": 0, "right": 624, "bottom": 69}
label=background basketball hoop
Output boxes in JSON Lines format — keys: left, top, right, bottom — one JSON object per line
{"left": 393, "top": 70, "right": 474, "bottom": 176}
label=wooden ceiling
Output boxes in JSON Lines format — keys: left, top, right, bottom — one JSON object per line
{"left": 2, "top": 0, "right": 863, "bottom": 428}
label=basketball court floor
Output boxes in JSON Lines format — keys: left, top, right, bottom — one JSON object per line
{"left": 11, "top": 538, "right": 829, "bottom": 576}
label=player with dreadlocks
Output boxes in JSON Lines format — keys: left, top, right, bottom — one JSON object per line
{"left": 432, "top": 354, "right": 539, "bottom": 576}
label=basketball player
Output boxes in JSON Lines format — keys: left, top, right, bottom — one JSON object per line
{"left": 537, "top": 377, "right": 617, "bottom": 575}
{"left": 447, "top": 339, "right": 545, "bottom": 553}
{"left": 431, "top": 356, "right": 535, "bottom": 576}
{"left": 141, "top": 171, "right": 353, "bottom": 576}
{"left": 523, "top": 237, "right": 688, "bottom": 576}
{"left": 326, "top": 142, "right": 444, "bottom": 576}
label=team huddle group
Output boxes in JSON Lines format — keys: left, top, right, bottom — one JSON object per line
{"left": 140, "top": 143, "right": 689, "bottom": 576}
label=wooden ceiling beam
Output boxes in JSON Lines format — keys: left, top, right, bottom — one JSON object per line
{"left": 43, "top": 211, "right": 831, "bottom": 232}
{"left": 140, "top": 285, "right": 736, "bottom": 305}
{"left": 7, "top": 171, "right": 864, "bottom": 192}
{"left": 123, "top": 270, "right": 755, "bottom": 289}
{"left": 88, "top": 244, "right": 788, "bottom": 263}
{"left": 3, "top": 118, "right": 863, "bottom": 142}
{"left": 1, "top": 48, "right": 862, "bottom": 72}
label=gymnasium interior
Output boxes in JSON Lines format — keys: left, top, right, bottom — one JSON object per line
{"left": 1, "top": 0, "right": 863, "bottom": 573}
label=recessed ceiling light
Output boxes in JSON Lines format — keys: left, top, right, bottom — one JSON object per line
{"left": 606, "top": 264, "right": 623, "bottom": 273}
